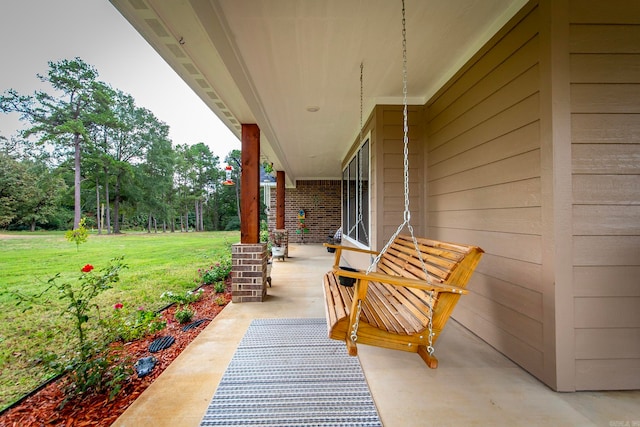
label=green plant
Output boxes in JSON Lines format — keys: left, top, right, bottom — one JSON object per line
{"left": 12, "top": 257, "right": 130, "bottom": 403}
{"left": 199, "top": 256, "right": 232, "bottom": 285}
{"left": 162, "top": 289, "right": 203, "bottom": 325}
{"left": 261, "top": 161, "right": 273, "bottom": 174}
{"left": 103, "top": 303, "right": 166, "bottom": 343}
{"left": 269, "top": 230, "right": 286, "bottom": 247}
{"left": 214, "top": 281, "right": 226, "bottom": 293}
{"left": 161, "top": 288, "right": 204, "bottom": 306}
{"left": 64, "top": 217, "right": 89, "bottom": 252}
{"left": 260, "top": 220, "right": 272, "bottom": 252}
{"left": 174, "top": 307, "right": 194, "bottom": 324}
{"left": 213, "top": 296, "right": 227, "bottom": 306}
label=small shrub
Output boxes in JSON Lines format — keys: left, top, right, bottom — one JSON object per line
{"left": 160, "top": 288, "right": 204, "bottom": 305}
{"left": 12, "top": 257, "right": 130, "bottom": 403}
{"left": 104, "top": 303, "right": 166, "bottom": 343}
{"left": 199, "top": 257, "right": 232, "bottom": 285}
{"left": 174, "top": 307, "right": 194, "bottom": 324}
{"left": 260, "top": 220, "right": 271, "bottom": 252}
{"left": 214, "top": 281, "right": 226, "bottom": 293}
{"left": 65, "top": 217, "right": 89, "bottom": 252}
{"left": 214, "top": 296, "right": 227, "bottom": 306}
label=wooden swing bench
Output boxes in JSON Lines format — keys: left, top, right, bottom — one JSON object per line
{"left": 323, "top": 234, "right": 483, "bottom": 368}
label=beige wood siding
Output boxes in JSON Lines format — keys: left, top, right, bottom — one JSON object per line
{"left": 569, "top": 0, "right": 640, "bottom": 390}
{"left": 341, "top": 104, "right": 425, "bottom": 274}
{"left": 425, "top": 4, "right": 545, "bottom": 380}
{"left": 379, "top": 106, "right": 425, "bottom": 241}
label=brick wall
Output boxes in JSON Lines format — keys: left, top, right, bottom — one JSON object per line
{"left": 268, "top": 180, "right": 341, "bottom": 244}
{"left": 231, "top": 242, "right": 268, "bottom": 302}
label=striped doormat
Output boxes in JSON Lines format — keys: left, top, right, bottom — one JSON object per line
{"left": 199, "top": 318, "right": 382, "bottom": 426}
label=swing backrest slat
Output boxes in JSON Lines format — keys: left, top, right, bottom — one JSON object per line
{"left": 378, "top": 234, "right": 477, "bottom": 286}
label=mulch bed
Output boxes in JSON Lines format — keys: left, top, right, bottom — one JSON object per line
{"left": 0, "top": 283, "right": 232, "bottom": 427}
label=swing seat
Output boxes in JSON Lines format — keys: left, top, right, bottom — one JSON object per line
{"left": 323, "top": 234, "right": 483, "bottom": 368}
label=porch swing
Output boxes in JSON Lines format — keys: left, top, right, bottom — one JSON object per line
{"left": 322, "top": 0, "right": 484, "bottom": 368}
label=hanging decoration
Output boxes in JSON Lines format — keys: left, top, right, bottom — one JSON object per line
{"left": 296, "top": 209, "right": 309, "bottom": 240}
{"left": 222, "top": 165, "right": 234, "bottom": 186}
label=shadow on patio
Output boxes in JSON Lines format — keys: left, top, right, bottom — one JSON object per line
{"left": 112, "top": 244, "right": 639, "bottom": 427}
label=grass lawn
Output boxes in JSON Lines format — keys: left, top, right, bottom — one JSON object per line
{"left": 0, "top": 230, "right": 239, "bottom": 410}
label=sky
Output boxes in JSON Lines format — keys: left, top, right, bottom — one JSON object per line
{"left": 0, "top": 0, "right": 240, "bottom": 160}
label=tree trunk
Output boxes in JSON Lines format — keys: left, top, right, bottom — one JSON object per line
{"left": 185, "top": 210, "right": 189, "bottom": 232}
{"left": 100, "top": 203, "right": 105, "bottom": 234}
{"left": 113, "top": 172, "right": 122, "bottom": 234}
{"left": 199, "top": 200, "right": 204, "bottom": 231}
{"left": 73, "top": 133, "right": 82, "bottom": 229}
{"left": 180, "top": 215, "right": 184, "bottom": 232}
{"left": 104, "top": 167, "right": 111, "bottom": 234}
{"left": 212, "top": 198, "right": 219, "bottom": 230}
{"left": 95, "top": 177, "right": 102, "bottom": 235}
{"left": 153, "top": 216, "right": 157, "bottom": 233}
{"left": 194, "top": 200, "right": 200, "bottom": 232}
{"left": 147, "top": 213, "right": 152, "bottom": 233}
{"left": 235, "top": 180, "right": 241, "bottom": 223}
{"left": 30, "top": 220, "right": 36, "bottom": 232}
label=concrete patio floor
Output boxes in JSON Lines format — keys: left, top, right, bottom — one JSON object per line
{"left": 113, "top": 244, "right": 639, "bottom": 427}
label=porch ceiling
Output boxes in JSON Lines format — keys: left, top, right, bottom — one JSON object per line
{"left": 110, "top": 0, "right": 526, "bottom": 186}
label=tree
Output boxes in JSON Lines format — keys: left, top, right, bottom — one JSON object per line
{"left": 0, "top": 58, "right": 113, "bottom": 229}
{"left": 225, "top": 150, "right": 242, "bottom": 227}
{"left": 136, "top": 130, "right": 175, "bottom": 232}
{"left": 173, "top": 143, "right": 220, "bottom": 232}
{"left": 92, "top": 91, "right": 169, "bottom": 233}
{"left": 0, "top": 154, "right": 27, "bottom": 227}
{"left": 173, "top": 144, "right": 194, "bottom": 232}
{"left": 15, "top": 159, "right": 67, "bottom": 231}
{"left": 187, "top": 143, "right": 219, "bottom": 231}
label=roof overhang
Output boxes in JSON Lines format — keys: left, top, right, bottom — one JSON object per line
{"left": 110, "top": 0, "right": 527, "bottom": 187}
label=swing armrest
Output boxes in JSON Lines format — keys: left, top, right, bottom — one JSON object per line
{"left": 332, "top": 267, "right": 469, "bottom": 295}
{"left": 324, "top": 243, "right": 379, "bottom": 269}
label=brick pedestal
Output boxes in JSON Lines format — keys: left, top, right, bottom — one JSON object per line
{"left": 232, "top": 242, "right": 268, "bottom": 303}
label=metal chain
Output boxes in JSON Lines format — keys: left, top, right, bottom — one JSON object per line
{"left": 426, "top": 309, "right": 435, "bottom": 355}
{"left": 348, "top": 62, "right": 365, "bottom": 239}
{"left": 366, "top": 0, "right": 436, "bottom": 356}
{"left": 350, "top": 299, "right": 363, "bottom": 342}
{"left": 402, "top": 0, "right": 410, "bottom": 222}
{"left": 360, "top": 61, "right": 364, "bottom": 147}
{"left": 348, "top": 62, "right": 369, "bottom": 244}
{"left": 357, "top": 62, "right": 366, "bottom": 238}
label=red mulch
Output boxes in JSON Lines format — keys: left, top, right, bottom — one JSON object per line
{"left": 0, "top": 283, "right": 232, "bottom": 427}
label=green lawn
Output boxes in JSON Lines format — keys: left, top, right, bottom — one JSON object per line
{"left": 0, "top": 230, "right": 239, "bottom": 410}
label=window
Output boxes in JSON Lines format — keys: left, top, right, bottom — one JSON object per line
{"left": 342, "top": 138, "right": 369, "bottom": 246}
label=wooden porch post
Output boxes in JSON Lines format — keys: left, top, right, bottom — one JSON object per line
{"left": 276, "top": 170, "right": 285, "bottom": 229}
{"left": 241, "top": 124, "right": 260, "bottom": 243}
{"left": 231, "top": 123, "right": 267, "bottom": 303}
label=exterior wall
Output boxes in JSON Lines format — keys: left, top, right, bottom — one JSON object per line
{"left": 420, "top": 0, "right": 640, "bottom": 391}
{"left": 376, "top": 105, "right": 425, "bottom": 242}
{"left": 425, "top": 2, "right": 547, "bottom": 383}
{"left": 568, "top": 0, "right": 640, "bottom": 390}
{"left": 268, "top": 180, "right": 341, "bottom": 244}
{"left": 340, "top": 105, "right": 424, "bottom": 268}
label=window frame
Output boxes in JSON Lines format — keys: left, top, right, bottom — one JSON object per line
{"left": 342, "top": 133, "right": 370, "bottom": 248}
